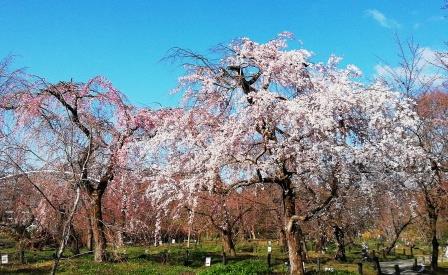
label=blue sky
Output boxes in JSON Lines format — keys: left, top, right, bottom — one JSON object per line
{"left": 0, "top": 1, "right": 446, "bottom": 107}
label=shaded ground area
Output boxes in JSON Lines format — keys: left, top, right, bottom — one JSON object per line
{"left": 379, "top": 257, "right": 448, "bottom": 275}
{"left": 2, "top": 234, "right": 448, "bottom": 274}
{"left": 380, "top": 258, "right": 425, "bottom": 274}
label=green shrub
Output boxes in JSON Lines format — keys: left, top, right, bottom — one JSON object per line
{"left": 199, "top": 259, "right": 269, "bottom": 275}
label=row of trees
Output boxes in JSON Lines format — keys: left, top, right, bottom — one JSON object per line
{"left": 0, "top": 33, "right": 447, "bottom": 275}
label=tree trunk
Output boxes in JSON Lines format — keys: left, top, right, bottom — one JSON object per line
{"left": 429, "top": 212, "right": 439, "bottom": 271}
{"left": 112, "top": 229, "right": 124, "bottom": 261}
{"left": 424, "top": 190, "right": 439, "bottom": 272}
{"left": 283, "top": 185, "right": 305, "bottom": 275}
{"left": 51, "top": 185, "right": 81, "bottom": 275}
{"left": 385, "top": 216, "right": 413, "bottom": 255}
{"left": 385, "top": 238, "right": 399, "bottom": 255}
{"left": 333, "top": 225, "right": 347, "bottom": 262}
{"left": 316, "top": 234, "right": 327, "bottom": 253}
{"left": 116, "top": 230, "right": 124, "bottom": 247}
{"left": 18, "top": 242, "right": 25, "bottom": 264}
{"left": 250, "top": 226, "right": 256, "bottom": 240}
{"left": 70, "top": 226, "right": 80, "bottom": 255}
{"left": 89, "top": 190, "right": 107, "bottom": 262}
{"left": 276, "top": 208, "right": 288, "bottom": 252}
{"left": 302, "top": 239, "right": 308, "bottom": 260}
{"left": 187, "top": 226, "right": 191, "bottom": 248}
{"left": 221, "top": 230, "right": 236, "bottom": 257}
{"left": 116, "top": 206, "right": 126, "bottom": 248}
{"left": 87, "top": 217, "right": 94, "bottom": 251}
{"left": 279, "top": 227, "right": 288, "bottom": 252}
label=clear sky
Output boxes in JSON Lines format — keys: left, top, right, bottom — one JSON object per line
{"left": 0, "top": 1, "right": 446, "bottom": 107}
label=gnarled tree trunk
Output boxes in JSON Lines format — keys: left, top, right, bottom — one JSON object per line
{"left": 283, "top": 184, "right": 305, "bottom": 275}
{"left": 86, "top": 217, "right": 94, "bottom": 251}
{"left": 221, "top": 229, "right": 236, "bottom": 257}
{"left": 88, "top": 189, "right": 107, "bottom": 262}
{"left": 429, "top": 210, "right": 439, "bottom": 271}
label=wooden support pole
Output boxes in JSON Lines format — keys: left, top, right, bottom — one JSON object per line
{"left": 222, "top": 252, "right": 227, "bottom": 265}
{"left": 357, "top": 262, "right": 363, "bottom": 275}
{"left": 373, "top": 256, "right": 381, "bottom": 275}
{"left": 267, "top": 253, "right": 271, "bottom": 269}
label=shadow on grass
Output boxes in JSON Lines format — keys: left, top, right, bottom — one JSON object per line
{"left": 0, "top": 264, "right": 51, "bottom": 274}
{"left": 133, "top": 248, "right": 260, "bottom": 268}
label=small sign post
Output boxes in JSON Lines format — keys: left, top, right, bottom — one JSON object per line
{"left": 222, "top": 252, "right": 227, "bottom": 265}
{"left": 267, "top": 251, "right": 271, "bottom": 268}
{"left": 205, "top": 256, "right": 211, "bottom": 267}
{"left": 267, "top": 242, "right": 272, "bottom": 269}
{"left": 1, "top": 255, "right": 8, "bottom": 264}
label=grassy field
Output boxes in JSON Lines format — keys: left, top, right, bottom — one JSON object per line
{"left": 1, "top": 234, "right": 447, "bottom": 274}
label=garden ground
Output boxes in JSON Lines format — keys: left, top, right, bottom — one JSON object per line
{"left": 1, "top": 234, "right": 447, "bottom": 274}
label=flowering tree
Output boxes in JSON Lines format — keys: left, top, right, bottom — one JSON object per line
{"left": 237, "top": 186, "right": 284, "bottom": 242}
{"left": 0, "top": 71, "right": 158, "bottom": 265}
{"left": 148, "top": 33, "right": 421, "bottom": 274}
{"left": 102, "top": 173, "right": 158, "bottom": 250}
{"left": 379, "top": 40, "right": 448, "bottom": 269}
{"left": 412, "top": 90, "right": 448, "bottom": 270}
{"left": 0, "top": 173, "right": 78, "bottom": 261}
{"left": 189, "top": 185, "right": 253, "bottom": 256}
{"left": 374, "top": 185, "right": 418, "bottom": 255}
{"left": 0, "top": 176, "right": 42, "bottom": 263}
{"left": 310, "top": 183, "right": 378, "bottom": 262}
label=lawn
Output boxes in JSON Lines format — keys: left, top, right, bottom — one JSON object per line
{"left": 1, "top": 235, "right": 447, "bottom": 274}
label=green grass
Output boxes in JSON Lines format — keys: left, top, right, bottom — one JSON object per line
{"left": 0, "top": 242, "right": 369, "bottom": 274}
{"left": 198, "top": 260, "right": 269, "bottom": 275}
{"left": 1, "top": 235, "right": 447, "bottom": 274}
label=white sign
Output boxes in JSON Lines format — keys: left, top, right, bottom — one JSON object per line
{"left": 268, "top": 246, "right": 272, "bottom": 253}
{"left": 1, "top": 255, "right": 8, "bottom": 264}
{"left": 159, "top": 240, "right": 163, "bottom": 246}
{"left": 205, "top": 256, "right": 211, "bottom": 267}
{"left": 171, "top": 239, "right": 176, "bottom": 244}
